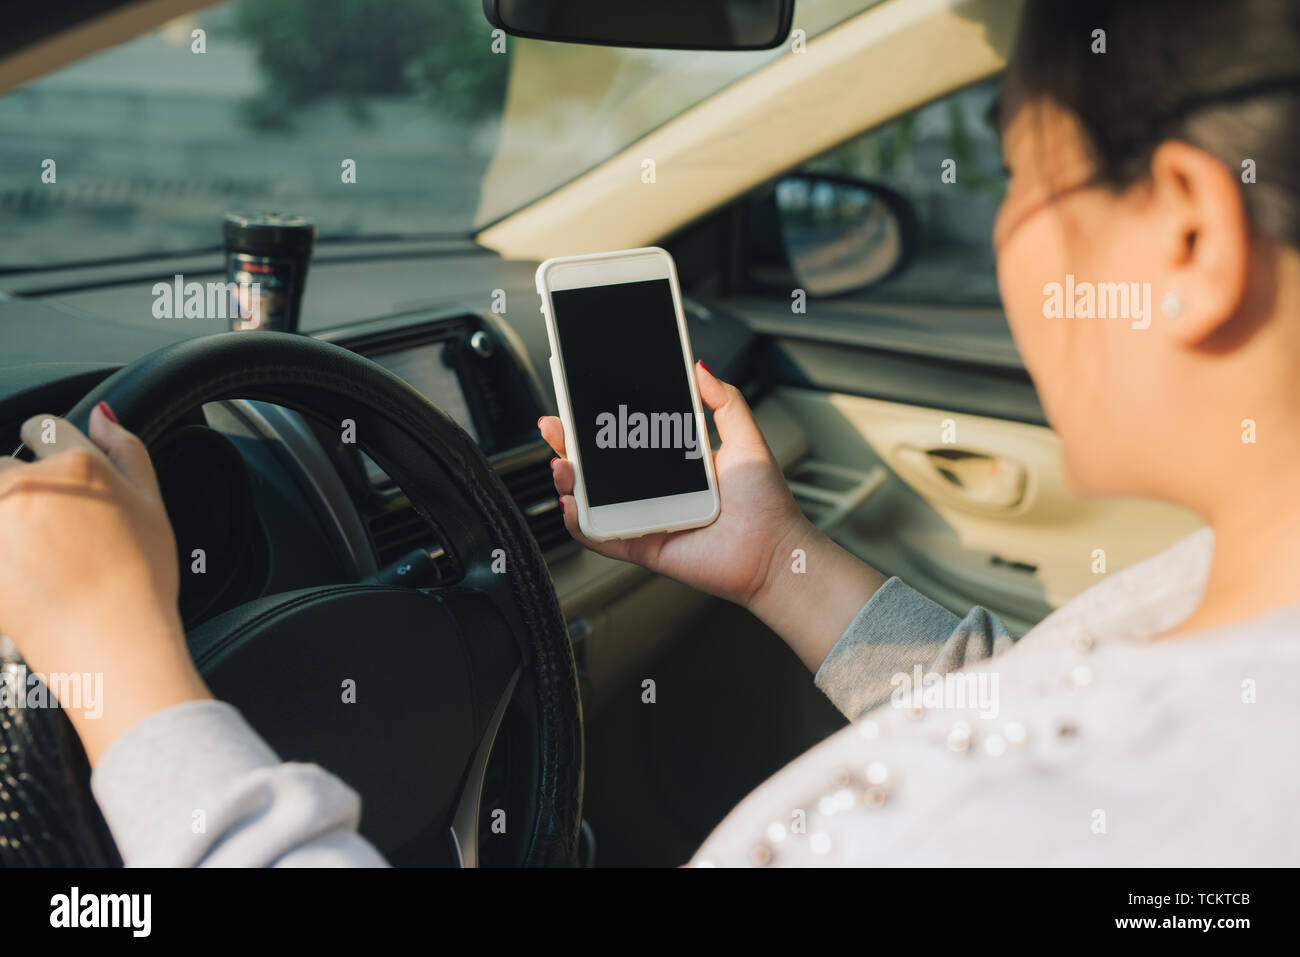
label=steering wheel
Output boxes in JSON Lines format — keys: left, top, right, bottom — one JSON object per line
{"left": 0, "top": 331, "right": 583, "bottom": 867}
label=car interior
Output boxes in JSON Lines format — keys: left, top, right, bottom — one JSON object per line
{"left": 0, "top": 0, "right": 1204, "bottom": 867}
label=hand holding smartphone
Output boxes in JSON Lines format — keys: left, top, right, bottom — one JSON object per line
{"left": 536, "top": 247, "right": 721, "bottom": 541}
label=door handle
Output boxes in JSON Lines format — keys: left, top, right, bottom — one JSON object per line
{"left": 894, "top": 445, "right": 1027, "bottom": 509}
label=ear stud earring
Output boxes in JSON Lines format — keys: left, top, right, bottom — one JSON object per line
{"left": 1161, "top": 293, "right": 1183, "bottom": 319}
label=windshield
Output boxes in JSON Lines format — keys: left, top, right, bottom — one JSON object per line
{"left": 0, "top": 0, "right": 880, "bottom": 269}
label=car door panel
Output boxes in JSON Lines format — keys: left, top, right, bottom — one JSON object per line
{"left": 752, "top": 380, "right": 1203, "bottom": 634}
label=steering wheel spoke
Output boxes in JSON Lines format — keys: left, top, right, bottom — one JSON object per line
{"left": 450, "top": 667, "right": 520, "bottom": 867}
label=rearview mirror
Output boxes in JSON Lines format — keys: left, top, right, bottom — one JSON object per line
{"left": 746, "top": 174, "right": 918, "bottom": 297}
{"left": 482, "top": 0, "right": 794, "bottom": 51}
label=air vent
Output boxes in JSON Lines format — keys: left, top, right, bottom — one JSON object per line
{"left": 364, "top": 500, "right": 459, "bottom": 580}
{"left": 498, "top": 457, "right": 572, "bottom": 556}
{"left": 364, "top": 455, "right": 573, "bottom": 579}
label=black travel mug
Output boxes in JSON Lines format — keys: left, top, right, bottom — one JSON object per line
{"left": 222, "top": 212, "right": 316, "bottom": 333}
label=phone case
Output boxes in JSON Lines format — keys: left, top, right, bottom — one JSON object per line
{"left": 535, "top": 247, "right": 720, "bottom": 541}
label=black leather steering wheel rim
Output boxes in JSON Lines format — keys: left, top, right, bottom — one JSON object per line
{"left": 0, "top": 330, "right": 583, "bottom": 867}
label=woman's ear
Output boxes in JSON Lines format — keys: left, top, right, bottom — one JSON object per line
{"left": 1149, "top": 140, "right": 1252, "bottom": 346}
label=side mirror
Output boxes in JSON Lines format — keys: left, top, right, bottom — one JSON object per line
{"left": 482, "top": 0, "right": 794, "bottom": 51}
{"left": 746, "top": 173, "right": 918, "bottom": 298}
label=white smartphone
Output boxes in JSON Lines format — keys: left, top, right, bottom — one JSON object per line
{"left": 536, "top": 246, "right": 721, "bottom": 541}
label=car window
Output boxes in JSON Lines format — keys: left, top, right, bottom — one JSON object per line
{"left": 0, "top": 0, "right": 883, "bottom": 269}
{"left": 801, "top": 77, "right": 1005, "bottom": 306}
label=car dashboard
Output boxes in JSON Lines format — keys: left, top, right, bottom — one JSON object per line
{"left": 0, "top": 254, "right": 769, "bottom": 714}
{"left": 312, "top": 308, "right": 576, "bottom": 578}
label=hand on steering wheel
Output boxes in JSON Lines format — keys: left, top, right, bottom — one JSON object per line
{"left": 0, "top": 405, "right": 211, "bottom": 766}
{"left": 1, "top": 332, "right": 582, "bottom": 868}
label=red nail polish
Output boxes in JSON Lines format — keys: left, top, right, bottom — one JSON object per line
{"left": 537, "top": 416, "right": 545, "bottom": 428}
{"left": 550, "top": 456, "right": 559, "bottom": 468}
{"left": 698, "top": 360, "right": 710, "bottom": 374}
{"left": 97, "top": 401, "right": 118, "bottom": 424}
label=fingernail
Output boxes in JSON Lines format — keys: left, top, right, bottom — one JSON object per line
{"left": 698, "top": 360, "right": 710, "bottom": 374}
{"left": 97, "top": 401, "right": 118, "bottom": 424}
{"left": 537, "top": 416, "right": 545, "bottom": 428}
{"left": 550, "top": 456, "right": 559, "bottom": 468}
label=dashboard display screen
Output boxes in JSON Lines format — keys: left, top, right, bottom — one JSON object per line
{"left": 371, "top": 345, "right": 479, "bottom": 443}
{"left": 551, "top": 277, "right": 709, "bottom": 508}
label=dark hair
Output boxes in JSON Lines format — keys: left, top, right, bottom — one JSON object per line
{"left": 1005, "top": 0, "right": 1300, "bottom": 247}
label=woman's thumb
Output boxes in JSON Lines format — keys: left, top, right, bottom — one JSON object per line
{"left": 694, "top": 361, "right": 768, "bottom": 452}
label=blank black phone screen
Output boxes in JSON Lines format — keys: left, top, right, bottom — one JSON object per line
{"left": 552, "top": 278, "right": 709, "bottom": 507}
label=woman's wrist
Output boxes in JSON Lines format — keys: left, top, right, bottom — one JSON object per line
{"left": 747, "top": 517, "right": 889, "bottom": 672}
{"left": 54, "top": 610, "right": 214, "bottom": 767}
{"left": 746, "top": 512, "right": 817, "bottom": 612}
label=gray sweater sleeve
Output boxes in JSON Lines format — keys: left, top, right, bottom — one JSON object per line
{"left": 90, "top": 699, "right": 388, "bottom": 867}
{"left": 814, "top": 576, "right": 1016, "bottom": 720}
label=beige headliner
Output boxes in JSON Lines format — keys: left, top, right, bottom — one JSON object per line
{"left": 476, "top": 0, "right": 1021, "bottom": 261}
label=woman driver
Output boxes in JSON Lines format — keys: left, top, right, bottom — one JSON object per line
{"left": 2, "top": 0, "right": 1299, "bottom": 865}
